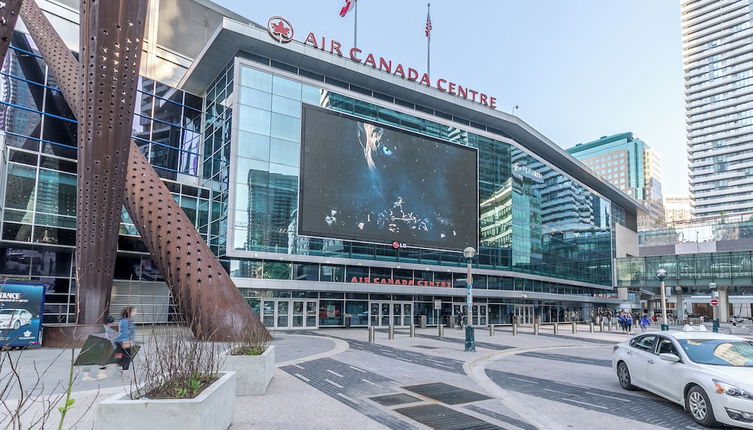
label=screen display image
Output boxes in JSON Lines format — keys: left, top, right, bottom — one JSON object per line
{"left": 0, "top": 282, "right": 45, "bottom": 348}
{"left": 298, "top": 105, "right": 478, "bottom": 251}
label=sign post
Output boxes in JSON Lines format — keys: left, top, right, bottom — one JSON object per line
{"left": 710, "top": 298, "right": 720, "bottom": 333}
{"left": 0, "top": 282, "right": 45, "bottom": 348}
{"left": 656, "top": 269, "right": 669, "bottom": 331}
{"left": 463, "top": 247, "right": 476, "bottom": 352}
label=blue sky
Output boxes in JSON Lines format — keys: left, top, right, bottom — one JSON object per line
{"left": 216, "top": 0, "right": 686, "bottom": 196}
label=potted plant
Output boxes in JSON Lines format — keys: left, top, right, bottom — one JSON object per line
{"left": 223, "top": 334, "right": 274, "bottom": 395}
{"left": 95, "top": 324, "right": 236, "bottom": 430}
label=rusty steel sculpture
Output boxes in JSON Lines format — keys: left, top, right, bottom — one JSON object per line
{"left": 14, "top": 0, "right": 268, "bottom": 341}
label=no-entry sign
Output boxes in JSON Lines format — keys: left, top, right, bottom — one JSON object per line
{"left": 710, "top": 298, "right": 720, "bottom": 307}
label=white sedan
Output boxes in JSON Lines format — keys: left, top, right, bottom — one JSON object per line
{"left": 613, "top": 326, "right": 753, "bottom": 428}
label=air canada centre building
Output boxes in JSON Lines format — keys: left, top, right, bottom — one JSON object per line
{"left": 0, "top": 0, "right": 644, "bottom": 329}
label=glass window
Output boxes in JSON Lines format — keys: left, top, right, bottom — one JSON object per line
{"left": 345, "top": 301, "right": 368, "bottom": 326}
{"left": 36, "top": 169, "right": 76, "bottom": 216}
{"left": 272, "top": 75, "right": 301, "bottom": 100}
{"left": 270, "top": 112, "right": 300, "bottom": 142}
{"left": 269, "top": 139, "right": 299, "bottom": 167}
{"left": 238, "top": 105, "right": 271, "bottom": 135}
{"left": 240, "top": 87, "right": 272, "bottom": 110}
{"left": 5, "top": 163, "right": 36, "bottom": 210}
{"left": 241, "top": 67, "right": 272, "bottom": 92}
{"left": 320, "top": 265, "right": 344, "bottom": 282}
{"left": 301, "top": 85, "right": 321, "bottom": 105}
{"left": 271, "top": 95, "right": 301, "bottom": 118}
{"left": 293, "top": 263, "right": 319, "bottom": 281}
{"left": 237, "top": 131, "right": 270, "bottom": 161}
{"left": 319, "top": 300, "right": 343, "bottom": 326}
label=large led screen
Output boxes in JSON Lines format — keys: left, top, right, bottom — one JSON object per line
{"left": 298, "top": 105, "right": 478, "bottom": 251}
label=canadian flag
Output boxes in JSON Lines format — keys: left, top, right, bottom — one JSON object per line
{"left": 339, "top": 0, "right": 355, "bottom": 17}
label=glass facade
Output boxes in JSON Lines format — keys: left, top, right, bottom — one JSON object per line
{"left": 0, "top": 33, "right": 210, "bottom": 323}
{"left": 227, "top": 63, "right": 615, "bottom": 287}
{"left": 617, "top": 251, "right": 753, "bottom": 288}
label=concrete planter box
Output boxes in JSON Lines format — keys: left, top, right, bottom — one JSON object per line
{"left": 222, "top": 344, "right": 275, "bottom": 395}
{"left": 95, "top": 371, "right": 236, "bottom": 430}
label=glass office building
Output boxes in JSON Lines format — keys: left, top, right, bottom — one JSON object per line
{"left": 0, "top": 0, "right": 643, "bottom": 329}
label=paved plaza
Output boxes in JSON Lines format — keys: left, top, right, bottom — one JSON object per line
{"left": 8, "top": 324, "right": 751, "bottom": 429}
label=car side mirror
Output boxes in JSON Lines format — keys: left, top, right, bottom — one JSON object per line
{"left": 659, "top": 353, "right": 680, "bottom": 363}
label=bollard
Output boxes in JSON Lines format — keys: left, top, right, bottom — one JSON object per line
{"left": 553, "top": 323, "right": 559, "bottom": 335}
{"left": 589, "top": 322, "right": 594, "bottom": 333}
{"left": 388, "top": 324, "right": 395, "bottom": 340}
{"left": 410, "top": 324, "right": 416, "bottom": 338}
{"left": 599, "top": 321, "right": 604, "bottom": 332}
{"left": 533, "top": 323, "right": 539, "bottom": 336}
{"left": 572, "top": 322, "right": 577, "bottom": 334}
{"left": 512, "top": 323, "right": 518, "bottom": 336}
{"left": 437, "top": 324, "right": 444, "bottom": 337}
{"left": 368, "top": 326, "right": 375, "bottom": 343}
{"left": 489, "top": 324, "right": 495, "bottom": 337}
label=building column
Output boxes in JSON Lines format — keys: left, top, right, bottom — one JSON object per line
{"left": 675, "top": 286, "right": 685, "bottom": 323}
{"left": 719, "top": 286, "right": 730, "bottom": 322}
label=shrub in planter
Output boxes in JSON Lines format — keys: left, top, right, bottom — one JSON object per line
{"left": 95, "top": 324, "right": 235, "bottom": 430}
{"left": 96, "top": 371, "right": 236, "bottom": 430}
{"left": 223, "top": 335, "right": 274, "bottom": 395}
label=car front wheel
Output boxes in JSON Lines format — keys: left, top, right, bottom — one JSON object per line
{"left": 12, "top": 320, "right": 20, "bottom": 330}
{"left": 617, "top": 361, "right": 636, "bottom": 391}
{"left": 685, "top": 386, "right": 719, "bottom": 428}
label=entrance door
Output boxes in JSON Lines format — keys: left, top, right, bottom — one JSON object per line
{"left": 369, "top": 301, "right": 412, "bottom": 327}
{"left": 514, "top": 305, "right": 534, "bottom": 325}
{"left": 260, "top": 299, "right": 318, "bottom": 330}
{"left": 473, "top": 304, "right": 488, "bottom": 326}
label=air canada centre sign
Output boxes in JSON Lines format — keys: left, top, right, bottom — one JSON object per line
{"left": 266, "top": 16, "right": 497, "bottom": 109}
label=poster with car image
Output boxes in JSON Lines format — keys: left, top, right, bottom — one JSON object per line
{"left": 0, "top": 282, "right": 45, "bottom": 347}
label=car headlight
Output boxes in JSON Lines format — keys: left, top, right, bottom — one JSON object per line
{"left": 714, "top": 379, "right": 753, "bottom": 401}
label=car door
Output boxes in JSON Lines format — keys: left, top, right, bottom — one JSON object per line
{"left": 626, "top": 334, "right": 657, "bottom": 387}
{"left": 646, "top": 336, "right": 684, "bottom": 403}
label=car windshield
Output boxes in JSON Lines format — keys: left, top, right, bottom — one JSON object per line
{"left": 678, "top": 339, "right": 753, "bottom": 367}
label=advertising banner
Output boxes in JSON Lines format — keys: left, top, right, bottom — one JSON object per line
{"left": 0, "top": 282, "right": 45, "bottom": 348}
{"left": 298, "top": 105, "right": 479, "bottom": 252}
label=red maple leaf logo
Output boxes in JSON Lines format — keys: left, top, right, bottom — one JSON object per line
{"left": 271, "top": 20, "right": 290, "bottom": 38}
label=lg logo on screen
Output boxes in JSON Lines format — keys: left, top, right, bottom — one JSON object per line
{"left": 392, "top": 241, "right": 408, "bottom": 249}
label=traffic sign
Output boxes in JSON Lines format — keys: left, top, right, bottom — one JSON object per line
{"left": 710, "top": 298, "right": 719, "bottom": 307}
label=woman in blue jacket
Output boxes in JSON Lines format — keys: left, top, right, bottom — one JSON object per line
{"left": 112, "top": 306, "right": 137, "bottom": 370}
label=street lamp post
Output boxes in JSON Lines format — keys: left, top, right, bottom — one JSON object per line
{"left": 463, "top": 246, "right": 476, "bottom": 352}
{"left": 656, "top": 268, "right": 669, "bottom": 331}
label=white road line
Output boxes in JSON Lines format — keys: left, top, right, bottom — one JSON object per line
{"left": 561, "top": 398, "right": 609, "bottom": 410}
{"left": 542, "top": 388, "right": 572, "bottom": 396}
{"left": 348, "top": 365, "right": 367, "bottom": 373}
{"left": 362, "top": 378, "right": 380, "bottom": 386}
{"left": 292, "top": 364, "right": 305, "bottom": 369}
{"left": 508, "top": 376, "right": 538, "bottom": 384}
{"left": 337, "top": 392, "right": 359, "bottom": 404}
{"left": 585, "top": 391, "right": 631, "bottom": 403}
{"left": 325, "top": 379, "right": 344, "bottom": 389}
{"left": 326, "top": 369, "right": 344, "bottom": 378}
{"left": 295, "top": 373, "right": 310, "bottom": 382}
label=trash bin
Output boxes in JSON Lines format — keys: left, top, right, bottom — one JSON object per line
{"left": 445, "top": 315, "right": 455, "bottom": 328}
{"left": 419, "top": 315, "right": 427, "bottom": 328}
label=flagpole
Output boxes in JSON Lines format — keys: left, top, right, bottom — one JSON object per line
{"left": 427, "top": 2, "right": 431, "bottom": 78}
{"left": 354, "top": 0, "right": 358, "bottom": 48}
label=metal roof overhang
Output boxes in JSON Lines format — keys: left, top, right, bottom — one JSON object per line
{"left": 179, "top": 18, "right": 647, "bottom": 218}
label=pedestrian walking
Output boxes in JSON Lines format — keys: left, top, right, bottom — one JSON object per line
{"left": 626, "top": 313, "right": 633, "bottom": 333}
{"left": 112, "top": 306, "right": 137, "bottom": 372}
{"left": 640, "top": 314, "right": 650, "bottom": 332}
